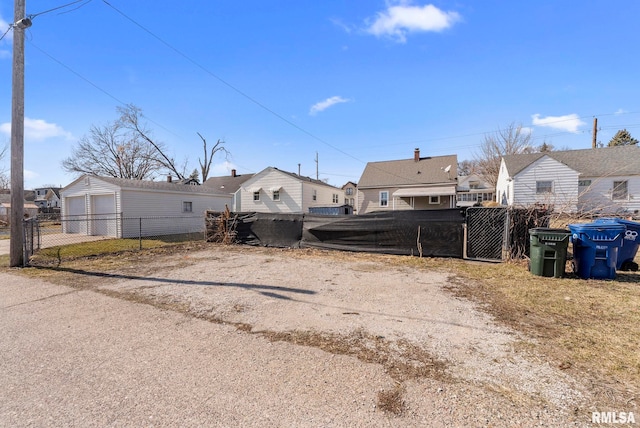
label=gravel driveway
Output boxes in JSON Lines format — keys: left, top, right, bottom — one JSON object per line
{"left": 0, "top": 245, "right": 593, "bottom": 426}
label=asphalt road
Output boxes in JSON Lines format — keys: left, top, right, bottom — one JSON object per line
{"left": 0, "top": 272, "right": 397, "bottom": 427}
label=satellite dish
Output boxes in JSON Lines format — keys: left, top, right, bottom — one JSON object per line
{"left": 444, "top": 165, "right": 451, "bottom": 173}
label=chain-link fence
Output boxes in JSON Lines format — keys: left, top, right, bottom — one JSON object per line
{"left": 466, "top": 207, "right": 550, "bottom": 261}
{"left": 25, "top": 215, "right": 206, "bottom": 267}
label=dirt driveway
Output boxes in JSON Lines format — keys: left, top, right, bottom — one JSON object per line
{"left": 1, "top": 245, "right": 594, "bottom": 426}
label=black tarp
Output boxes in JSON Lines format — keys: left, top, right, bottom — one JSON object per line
{"left": 214, "top": 209, "right": 465, "bottom": 257}
{"left": 233, "top": 212, "right": 304, "bottom": 247}
{"left": 302, "top": 209, "right": 465, "bottom": 257}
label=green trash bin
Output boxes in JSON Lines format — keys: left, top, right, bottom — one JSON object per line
{"left": 529, "top": 228, "right": 571, "bottom": 278}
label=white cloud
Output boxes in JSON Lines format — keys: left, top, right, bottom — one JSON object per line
{"left": 531, "top": 113, "right": 586, "bottom": 134}
{"left": 309, "top": 96, "right": 351, "bottom": 116}
{"left": 365, "top": 2, "right": 461, "bottom": 43}
{"left": 615, "top": 108, "right": 627, "bottom": 115}
{"left": 0, "top": 117, "right": 73, "bottom": 141}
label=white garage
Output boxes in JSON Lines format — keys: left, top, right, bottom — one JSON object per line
{"left": 61, "top": 175, "right": 232, "bottom": 238}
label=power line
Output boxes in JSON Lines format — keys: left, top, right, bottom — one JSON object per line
{"left": 99, "top": 0, "right": 366, "bottom": 166}
{"left": 29, "top": 0, "right": 93, "bottom": 19}
{"left": 0, "top": 25, "right": 11, "bottom": 42}
{"left": 29, "top": 41, "right": 190, "bottom": 143}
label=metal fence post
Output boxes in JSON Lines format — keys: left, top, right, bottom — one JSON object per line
{"left": 139, "top": 217, "right": 142, "bottom": 250}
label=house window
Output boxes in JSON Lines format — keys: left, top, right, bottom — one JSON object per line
{"left": 578, "top": 179, "right": 592, "bottom": 187}
{"left": 613, "top": 181, "right": 628, "bottom": 200}
{"left": 349, "top": 198, "right": 354, "bottom": 206}
{"left": 312, "top": 190, "right": 317, "bottom": 201}
{"left": 429, "top": 196, "right": 440, "bottom": 204}
{"left": 253, "top": 191, "right": 260, "bottom": 201}
{"left": 332, "top": 194, "right": 339, "bottom": 203}
{"left": 536, "top": 181, "right": 553, "bottom": 194}
{"left": 379, "top": 191, "right": 389, "bottom": 207}
{"left": 272, "top": 190, "right": 280, "bottom": 201}
{"left": 345, "top": 188, "right": 353, "bottom": 196}
{"left": 183, "top": 201, "right": 193, "bottom": 213}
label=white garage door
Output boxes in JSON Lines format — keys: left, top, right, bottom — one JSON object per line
{"left": 91, "top": 194, "right": 116, "bottom": 237}
{"left": 65, "top": 196, "right": 86, "bottom": 234}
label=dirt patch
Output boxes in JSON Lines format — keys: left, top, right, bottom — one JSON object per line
{"left": 15, "top": 244, "right": 604, "bottom": 425}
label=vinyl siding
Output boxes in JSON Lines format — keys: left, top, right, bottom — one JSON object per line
{"left": 511, "top": 157, "right": 579, "bottom": 212}
{"left": 239, "top": 168, "right": 343, "bottom": 214}
{"left": 240, "top": 169, "right": 304, "bottom": 213}
{"left": 61, "top": 176, "right": 230, "bottom": 237}
{"left": 578, "top": 176, "right": 640, "bottom": 215}
{"left": 357, "top": 188, "right": 454, "bottom": 213}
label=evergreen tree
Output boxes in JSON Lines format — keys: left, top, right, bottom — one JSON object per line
{"left": 608, "top": 129, "right": 639, "bottom": 147}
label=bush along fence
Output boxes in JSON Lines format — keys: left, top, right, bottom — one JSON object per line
{"left": 206, "top": 207, "right": 550, "bottom": 261}
{"left": 24, "top": 215, "right": 207, "bottom": 267}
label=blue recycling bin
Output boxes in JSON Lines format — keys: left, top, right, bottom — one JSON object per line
{"left": 593, "top": 218, "right": 640, "bottom": 271}
{"left": 568, "top": 223, "right": 625, "bottom": 280}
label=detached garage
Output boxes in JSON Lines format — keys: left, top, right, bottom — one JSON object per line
{"left": 61, "top": 175, "right": 232, "bottom": 238}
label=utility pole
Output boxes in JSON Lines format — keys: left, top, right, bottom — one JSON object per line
{"left": 10, "top": 0, "right": 29, "bottom": 267}
{"left": 592, "top": 117, "right": 598, "bottom": 149}
{"left": 315, "top": 152, "right": 318, "bottom": 180}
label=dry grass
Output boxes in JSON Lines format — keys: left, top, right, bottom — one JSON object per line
{"left": 376, "top": 385, "right": 405, "bottom": 415}
{"left": 402, "top": 256, "right": 640, "bottom": 407}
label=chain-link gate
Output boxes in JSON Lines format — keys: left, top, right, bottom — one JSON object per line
{"left": 466, "top": 207, "right": 508, "bottom": 261}
{"left": 466, "top": 207, "right": 550, "bottom": 261}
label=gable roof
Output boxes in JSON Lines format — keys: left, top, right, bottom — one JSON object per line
{"left": 358, "top": 154, "right": 458, "bottom": 188}
{"left": 503, "top": 145, "right": 640, "bottom": 177}
{"left": 63, "top": 175, "right": 230, "bottom": 196}
{"left": 0, "top": 194, "right": 38, "bottom": 207}
{"left": 203, "top": 173, "right": 255, "bottom": 194}
{"left": 243, "top": 167, "right": 342, "bottom": 190}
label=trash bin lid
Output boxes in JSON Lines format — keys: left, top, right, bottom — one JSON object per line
{"left": 529, "top": 228, "right": 570, "bottom": 235}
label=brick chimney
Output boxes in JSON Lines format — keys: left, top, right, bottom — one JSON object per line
{"left": 414, "top": 148, "right": 420, "bottom": 162}
{"left": 231, "top": 169, "right": 237, "bottom": 177}
{"left": 167, "top": 175, "right": 172, "bottom": 183}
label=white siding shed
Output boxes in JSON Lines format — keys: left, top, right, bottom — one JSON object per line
{"left": 61, "top": 175, "right": 231, "bottom": 238}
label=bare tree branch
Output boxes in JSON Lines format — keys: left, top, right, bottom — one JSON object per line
{"left": 197, "top": 132, "right": 229, "bottom": 182}
{"left": 117, "top": 104, "right": 185, "bottom": 180}
{"left": 475, "top": 123, "right": 533, "bottom": 187}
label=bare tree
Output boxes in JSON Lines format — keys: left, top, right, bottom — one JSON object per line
{"left": 63, "top": 105, "right": 229, "bottom": 182}
{"left": 62, "top": 118, "right": 160, "bottom": 179}
{"left": 197, "top": 132, "right": 228, "bottom": 182}
{"left": 475, "top": 123, "right": 533, "bottom": 187}
{"left": 116, "top": 104, "right": 188, "bottom": 180}
{"left": 0, "top": 144, "right": 8, "bottom": 189}
{"left": 457, "top": 159, "right": 477, "bottom": 176}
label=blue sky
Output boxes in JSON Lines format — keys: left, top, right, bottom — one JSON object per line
{"left": 1, "top": 1, "right": 640, "bottom": 189}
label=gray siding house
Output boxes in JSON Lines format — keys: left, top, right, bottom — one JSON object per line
{"left": 357, "top": 149, "right": 458, "bottom": 214}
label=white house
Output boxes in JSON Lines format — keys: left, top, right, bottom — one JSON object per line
{"left": 456, "top": 174, "right": 495, "bottom": 207}
{"left": 496, "top": 145, "right": 640, "bottom": 215}
{"left": 34, "top": 187, "right": 62, "bottom": 209}
{"left": 61, "top": 175, "right": 232, "bottom": 238}
{"left": 238, "top": 167, "right": 344, "bottom": 213}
